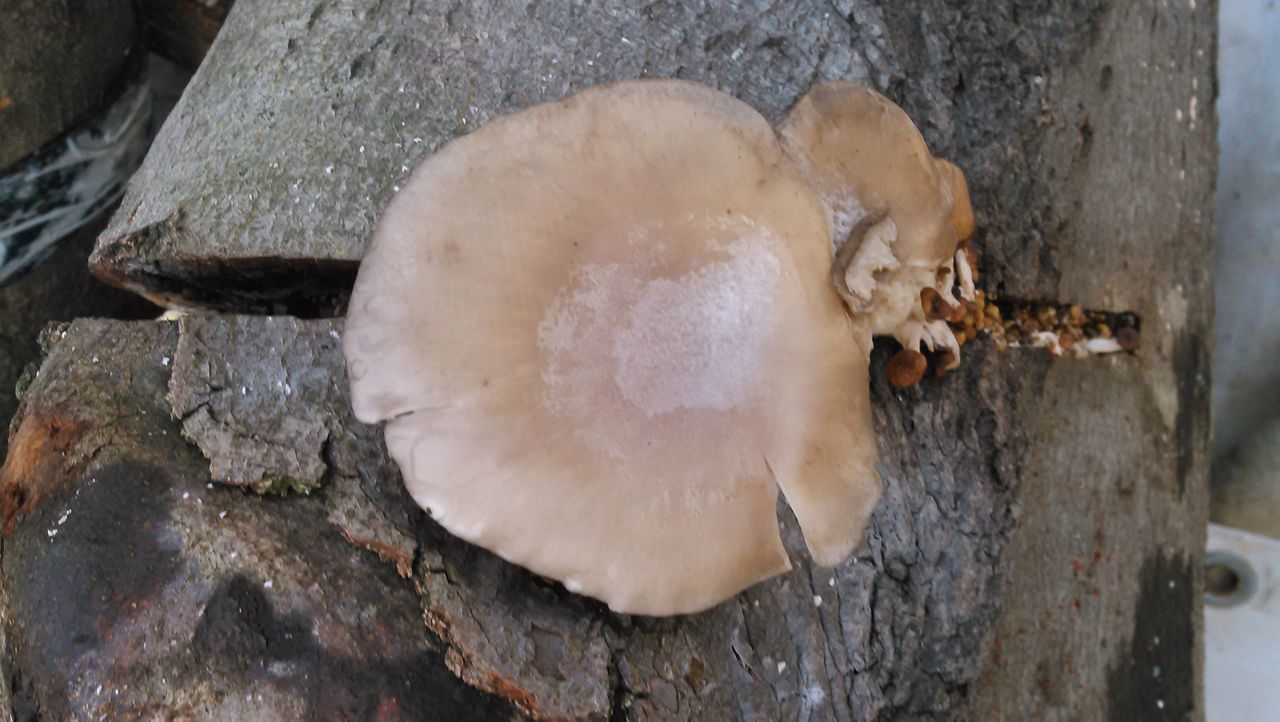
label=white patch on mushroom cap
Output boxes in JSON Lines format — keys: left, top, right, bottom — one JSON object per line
{"left": 539, "top": 232, "right": 783, "bottom": 421}
{"left": 613, "top": 237, "right": 781, "bottom": 417}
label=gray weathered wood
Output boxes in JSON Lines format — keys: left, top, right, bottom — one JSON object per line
{"left": 93, "top": 0, "right": 1212, "bottom": 313}
{"left": 962, "top": 1, "right": 1216, "bottom": 717}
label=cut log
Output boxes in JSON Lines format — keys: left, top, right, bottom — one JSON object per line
{"left": 5, "top": 316, "right": 1036, "bottom": 720}
{"left": 94, "top": 0, "right": 1213, "bottom": 315}
{"left": 0, "top": 224, "right": 155, "bottom": 465}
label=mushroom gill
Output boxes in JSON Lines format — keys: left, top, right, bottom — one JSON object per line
{"left": 345, "top": 79, "right": 971, "bottom": 615}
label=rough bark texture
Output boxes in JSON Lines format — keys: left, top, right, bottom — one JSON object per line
{"left": 137, "top": 0, "right": 235, "bottom": 71}
{"left": 0, "top": 0, "right": 137, "bottom": 169}
{"left": 2, "top": 315, "right": 1037, "bottom": 721}
{"left": 0, "top": 320, "right": 513, "bottom": 721}
{"left": 3, "top": 0, "right": 1216, "bottom": 720}
{"left": 961, "top": 2, "right": 1216, "bottom": 718}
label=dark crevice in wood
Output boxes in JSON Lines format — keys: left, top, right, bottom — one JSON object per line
{"left": 90, "top": 251, "right": 357, "bottom": 318}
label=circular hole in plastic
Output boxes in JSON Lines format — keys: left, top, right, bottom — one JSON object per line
{"left": 1205, "top": 564, "right": 1240, "bottom": 596}
{"left": 1204, "top": 551, "right": 1255, "bottom": 608}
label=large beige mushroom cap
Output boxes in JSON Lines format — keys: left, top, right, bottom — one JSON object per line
{"left": 344, "top": 81, "right": 880, "bottom": 616}
{"left": 779, "top": 82, "right": 974, "bottom": 363}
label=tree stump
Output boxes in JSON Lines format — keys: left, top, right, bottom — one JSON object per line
{"left": 2, "top": 0, "right": 1214, "bottom": 720}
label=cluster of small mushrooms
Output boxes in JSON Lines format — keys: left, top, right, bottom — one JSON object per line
{"left": 344, "top": 80, "right": 976, "bottom": 615}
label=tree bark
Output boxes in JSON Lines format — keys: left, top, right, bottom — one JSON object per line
{"left": 2, "top": 0, "right": 1216, "bottom": 720}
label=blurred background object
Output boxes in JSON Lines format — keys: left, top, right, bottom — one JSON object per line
{"left": 1212, "top": 0, "right": 1280, "bottom": 534}
{"left": 0, "top": 64, "right": 150, "bottom": 286}
{"left": 136, "top": 0, "right": 234, "bottom": 72}
{"left": 1207, "top": 1, "right": 1280, "bottom": 720}
{"left": 1204, "top": 524, "right": 1280, "bottom": 722}
{"left": 0, "top": 0, "right": 210, "bottom": 460}
{"left": 0, "top": 0, "right": 137, "bottom": 170}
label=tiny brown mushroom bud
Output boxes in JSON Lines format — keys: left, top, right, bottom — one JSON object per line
{"left": 921, "top": 288, "right": 953, "bottom": 320}
{"left": 1116, "top": 326, "right": 1139, "bottom": 351}
{"left": 1058, "top": 332, "right": 1076, "bottom": 350}
{"left": 886, "top": 349, "right": 928, "bottom": 388}
{"left": 948, "top": 299, "right": 969, "bottom": 323}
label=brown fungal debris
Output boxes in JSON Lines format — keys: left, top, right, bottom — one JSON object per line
{"left": 935, "top": 351, "right": 959, "bottom": 378}
{"left": 1116, "top": 326, "right": 1140, "bottom": 351}
{"left": 952, "top": 294, "right": 1142, "bottom": 358}
{"left": 886, "top": 349, "right": 928, "bottom": 388}
{"left": 921, "top": 287, "right": 953, "bottom": 321}
{"left": 345, "top": 80, "right": 977, "bottom": 615}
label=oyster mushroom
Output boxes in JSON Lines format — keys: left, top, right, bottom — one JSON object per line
{"left": 344, "top": 80, "right": 977, "bottom": 615}
{"left": 779, "top": 81, "right": 975, "bottom": 369}
{"left": 344, "top": 80, "right": 883, "bottom": 615}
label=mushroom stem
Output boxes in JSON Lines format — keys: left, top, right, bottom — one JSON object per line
{"left": 895, "top": 318, "right": 962, "bottom": 369}
{"left": 955, "top": 248, "right": 977, "bottom": 302}
{"left": 933, "top": 261, "right": 961, "bottom": 308}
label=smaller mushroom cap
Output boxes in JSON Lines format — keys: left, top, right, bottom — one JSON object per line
{"left": 935, "top": 159, "right": 976, "bottom": 243}
{"left": 345, "top": 80, "right": 881, "bottom": 615}
{"left": 779, "top": 81, "right": 960, "bottom": 267}
{"left": 779, "top": 82, "right": 974, "bottom": 362}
